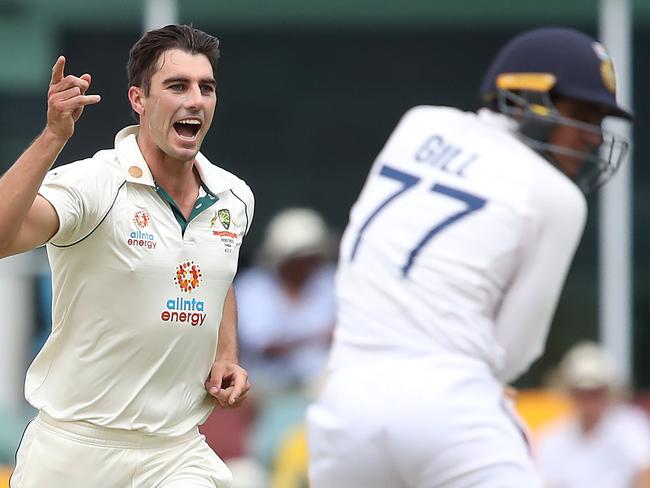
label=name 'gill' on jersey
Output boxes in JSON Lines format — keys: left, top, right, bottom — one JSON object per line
{"left": 329, "top": 106, "right": 586, "bottom": 382}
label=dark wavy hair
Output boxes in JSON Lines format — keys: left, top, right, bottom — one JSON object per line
{"left": 127, "top": 24, "right": 220, "bottom": 98}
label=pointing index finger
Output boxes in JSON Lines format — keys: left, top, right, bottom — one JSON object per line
{"left": 50, "top": 56, "right": 65, "bottom": 86}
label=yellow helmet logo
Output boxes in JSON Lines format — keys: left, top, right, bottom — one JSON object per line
{"left": 600, "top": 59, "right": 617, "bottom": 93}
{"left": 592, "top": 42, "right": 617, "bottom": 94}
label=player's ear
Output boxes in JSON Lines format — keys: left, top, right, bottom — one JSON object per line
{"left": 128, "top": 86, "right": 145, "bottom": 117}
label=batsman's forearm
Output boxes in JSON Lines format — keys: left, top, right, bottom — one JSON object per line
{"left": 216, "top": 286, "right": 239, "bottom": 363}
{"left": 0, "top": 128, "right": 66, "bottom": 250}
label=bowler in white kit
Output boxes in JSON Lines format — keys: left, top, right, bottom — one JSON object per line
{"left": 307, "top": 27, "right": 632, "bottom": 487}
{"left": 0, "top": 25, "right": 253, "bottom": 487}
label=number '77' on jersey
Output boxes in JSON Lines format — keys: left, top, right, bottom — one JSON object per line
{"left": 349, "top": 164, "right": 487, "bottom": 277}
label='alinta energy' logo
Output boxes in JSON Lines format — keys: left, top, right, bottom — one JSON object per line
{"left": 174, "top": 260, "right": 202, "bottom": 292}
{"left": 162, "top": 260, "right": 207, "bottom": 326}
{"left": 133, "top": 210, "right": 152, "bottom": 229}
{"left": 127, "top": 209, "right": 157, "bottom": 250}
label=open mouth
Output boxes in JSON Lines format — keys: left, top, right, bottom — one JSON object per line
{"left": 173, "top": 119, "right": 202, "bottom": 140}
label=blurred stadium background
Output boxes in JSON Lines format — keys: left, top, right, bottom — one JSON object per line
{"left": 0, "top": 0, "right": 649, "bottom": 486}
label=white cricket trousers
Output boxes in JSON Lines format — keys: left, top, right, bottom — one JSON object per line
{"left": 307, "top": 356, "right": 544, "bottom": 488}
{"left": 10, "top": 411, "right": 232, "bottom": 487}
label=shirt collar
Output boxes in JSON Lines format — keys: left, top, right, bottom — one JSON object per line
{"left": 114, "top": 125, "right": 236, "bottom": 194}
{"left": 477, "top": 108, "right": 519, "bottom": 133}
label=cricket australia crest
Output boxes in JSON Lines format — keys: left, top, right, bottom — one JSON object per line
{"left": 211, "top": 209, "right": 239, "bottom": 254}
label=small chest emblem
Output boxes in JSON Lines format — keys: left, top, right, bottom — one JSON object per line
{"left": 211, "top": 209, "right": 230, "bottom": 230}
{"left": 133, "top": 210, "right": 152, "bottom": 229}
{"left": 210, "top": 209, "right": 239, "bottom": 253}
{"left": 127, "top": 210, "right": 157, "bottom": 250}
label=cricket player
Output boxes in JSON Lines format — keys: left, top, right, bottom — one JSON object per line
{"left": 0, "top": 25, "right": 253, "bottom": 487}
{"left": 307, "top": 27, "right": 632, "bottom": 487}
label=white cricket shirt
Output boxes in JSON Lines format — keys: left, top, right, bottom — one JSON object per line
{"left": 26, "top": 126, "right": 254, "bottom": 435}
{"left": 329, "top": 107, "right": 586, "bottom": 382}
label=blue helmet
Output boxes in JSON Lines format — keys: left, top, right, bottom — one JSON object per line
{"left": 479, "top": 27, "right": 632, "bottom": 192}
{"left": 480, "top": 27, "right": 631, "bottom": 119}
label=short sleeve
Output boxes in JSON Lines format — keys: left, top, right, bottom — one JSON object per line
{"left": 38, "top": 158, "right": 122, "bottom": 246}
{"left": 232, "top": 182, "right": 255, "bottom": 236}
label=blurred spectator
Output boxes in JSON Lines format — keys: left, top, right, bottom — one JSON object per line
{"left": 537, "top": 342, "right": 650, "bottom": 488}
{"left": 236, "top": 208, "right": 336, "bottom": 393}
{"left": 234, "top": 208, "right": 336, "bottom": 474}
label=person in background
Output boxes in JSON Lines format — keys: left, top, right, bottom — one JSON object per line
{"left": 537, "top": 342, "right": 650, "bottom": 488}
{"left": 235, "top": 208, "right": 336, "bottom": 472}
{"left": 236, "top": 208, "right": 336, "bottom": 394}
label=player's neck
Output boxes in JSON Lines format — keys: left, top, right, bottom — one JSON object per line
{"left": 149, "top": 156, "right": 198, "bottom": 200}
{"left": 137, "top": 134, "right": 200, "bottom": 204}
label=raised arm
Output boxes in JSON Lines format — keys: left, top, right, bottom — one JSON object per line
{"left": 0, "top": 56, "right": 100, "bottom": 258}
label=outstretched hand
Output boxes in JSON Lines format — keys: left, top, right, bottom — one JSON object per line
{"left": 47, "top": 56, "right": 101, "bottom": 140}
{"left": 205, "top": 359, "right": 251, "bottom": 409}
